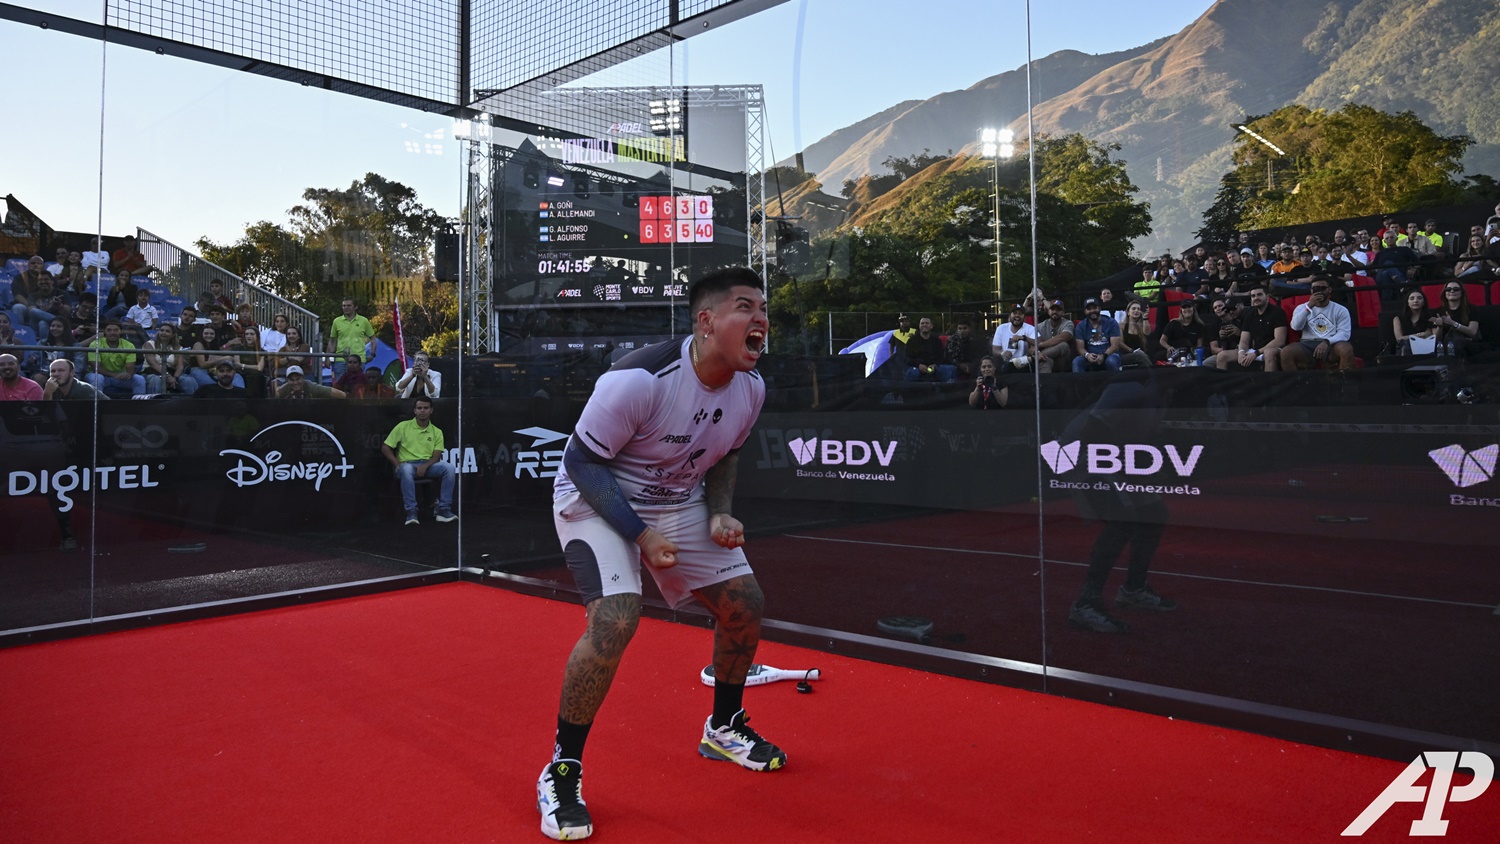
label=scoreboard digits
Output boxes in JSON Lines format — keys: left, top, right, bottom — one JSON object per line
{"left": 639, "top": 194, "right": 714, "bottom": 244}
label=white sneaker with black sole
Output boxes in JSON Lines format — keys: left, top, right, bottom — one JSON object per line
{"left": 537, "top": 759, "right": 592, "bottom": 840}
{"left": 698, "top": 709, "right": 787, "bottom": 771}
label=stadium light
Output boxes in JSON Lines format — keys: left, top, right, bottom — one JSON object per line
{"left": 980, "top": 127, "right": 1016, "bottom": 305}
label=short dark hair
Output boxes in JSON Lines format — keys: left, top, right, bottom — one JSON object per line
{"left": 688, "top": 266, "right": 763, "bottom": 314}
{"left": 208, "top": 305, "right": 226, "bottom": 316}
{"left": 413, "top": 396, "right": 433, "bottom": 410}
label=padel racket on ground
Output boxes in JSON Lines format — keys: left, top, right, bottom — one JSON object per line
{"left": 700, "top": 663, "right": 821, "bottom": 687}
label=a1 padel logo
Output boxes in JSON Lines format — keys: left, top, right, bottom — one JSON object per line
{"left": 1039, "top": 440, "right": 1204, "bottom": 477}
{"left": 1344, "top": 751, "right": 1492, "bottom": 836}
{"left": 1429, "top": 444, "right": 1497, "bottom": 488}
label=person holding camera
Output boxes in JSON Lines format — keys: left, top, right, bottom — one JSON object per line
{"left": 968, "top": 356, "right": 1007, "bottom": 409}
{"left": 395, "top": 350, "right": 442, "bottom": 399}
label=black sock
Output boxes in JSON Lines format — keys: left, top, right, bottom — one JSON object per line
{"left": 554, "top": 717, "right": 591, "bottom": 763}
{"left": 712, "top": 680, "right": 745, "bottom": 728}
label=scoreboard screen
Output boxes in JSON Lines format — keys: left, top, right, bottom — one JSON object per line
{"left": 497, "top": 140, "right": 746, "bottom": 308}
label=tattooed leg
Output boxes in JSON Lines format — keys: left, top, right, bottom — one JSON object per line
{"left": 558, "top": 593, "right": 641, "bottom": 724}
{"left": 693, "top": 574, "right": 765, "bottom": 685}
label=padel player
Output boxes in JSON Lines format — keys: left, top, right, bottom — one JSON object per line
{"left": 537, "top": 267, "right": 785, "bottom": 841}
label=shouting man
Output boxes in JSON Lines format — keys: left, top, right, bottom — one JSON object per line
{"left": 537, "top": 267, "right": 783, "bottom": 841}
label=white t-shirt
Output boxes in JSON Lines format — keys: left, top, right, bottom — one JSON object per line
{"left": 991, "top": 321, "right": 1037, "bottom": 356}
{"left": 260, "top": 327, "right": 287, "bottom": 354}
{"left": 555, "top": 337, "right": 765, "bottom": 508}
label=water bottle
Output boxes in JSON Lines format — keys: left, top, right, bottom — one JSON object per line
{"left": 1194, "top": 347, "right": 1205, "bottom": 366}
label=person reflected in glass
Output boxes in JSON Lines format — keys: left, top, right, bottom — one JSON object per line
{"left": 968, "top": 355, "right": 1007, "bottom": 409}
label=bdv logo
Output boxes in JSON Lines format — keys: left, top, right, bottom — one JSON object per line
{"left": 787, "top": 437, "right": 897, "bottom": 467}
{"left": 1429, "top": 444, "right": 1497, "bottom": 488}
{"left": 1040, "top": 440, "right": 1203, "bottom": 477}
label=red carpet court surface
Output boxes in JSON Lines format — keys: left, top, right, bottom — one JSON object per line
{"left": 1, "top": 583, "right": 1496, "bottom": 843}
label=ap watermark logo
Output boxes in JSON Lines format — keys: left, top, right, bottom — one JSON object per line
{"left": 1344, "top": 751, "right": 1493, "bottom": 836}
{"left": 1429, "top": 444, "right": 1497, "bottom": 488}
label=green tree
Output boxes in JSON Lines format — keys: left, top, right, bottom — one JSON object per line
{"left": 1221, "top": 105, "right": 1473, "bottom": 228}
{"left": 1196, "top": 175, "right": 1248, "bottom": 248}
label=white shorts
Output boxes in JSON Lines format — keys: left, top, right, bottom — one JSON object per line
{"left": 552, "top": 491, "right": 752, "bottom": 609}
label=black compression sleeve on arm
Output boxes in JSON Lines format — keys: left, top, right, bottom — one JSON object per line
{"left": 564, "top": 437, "right": 648, "bottom": 543}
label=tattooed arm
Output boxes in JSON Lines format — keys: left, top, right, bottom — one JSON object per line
{"left": 703, "top": 449, "right": 745, "bottom": 549}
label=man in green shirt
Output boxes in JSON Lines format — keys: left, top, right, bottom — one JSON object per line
{"left": 380, "top": 396, "right": 456, "bottom": 526}
{"left": 85, "top": 321, "right": 145, "bottom": 397}
{"left": 327, "top": 297, "right": 375, "bottom": 382}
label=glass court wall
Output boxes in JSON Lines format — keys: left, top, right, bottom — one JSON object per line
{"left": 2, "top": 1, "right": 1497, "bottom": 757}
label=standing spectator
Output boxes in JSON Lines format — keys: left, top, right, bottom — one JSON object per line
{"left": 102, "top": 271, "right": 140, "bottom": 322}
{"left": 0, "top": 353, "right": 43, "bottom": 400}
{"left": 1214, "top": 284, "right": 1288, "bottom": 371}
{"left": 85, "top": 321, "right": 145, "bottom": 398}
{"left": 990, "top": 305, "right": 1037, "bottom": 371}
{"left": 1281, "top": 278, "right": 1355, "bottom": 370}
{"left": 1034, "top": 300, "right": 1074, "bottom": 373}
{"left": 109, "top": 235, "right": 149, "bottom": 277}
{"left": 395, "top": 351, "right": 443, "bottom": 398}
{"left": 42, "top": 359, "right": 100, "bottom": 401}
{"left": 941, "top": 318, "right": 978, "bottom": 382}
{"left": 1072, "top": 298, "right": 1123, "bottom": 372}
{"left": 381, "top": 396, "right": 457, "bottom": 526}
{"left": 903, "top": 317, "right": 946, "bottom": 381}
{"left": 327, "top": 297, "right": 375, "bottom": 382}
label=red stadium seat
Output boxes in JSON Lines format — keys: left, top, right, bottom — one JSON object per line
{"left": 1351, "top": 274, "right": 1380, "bottom": 328}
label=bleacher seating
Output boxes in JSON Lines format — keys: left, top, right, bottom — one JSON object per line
{"left": 0, "top": 277, "right": 11, "bottom": 308}
{"left": 12, "top": 326, "right": 35, "bottom": 345}
{"left": 4, "top": 258, "right": 28, "bottom": 275}
{"left": 161, "top": 296, "right": 186, "bottom": 318}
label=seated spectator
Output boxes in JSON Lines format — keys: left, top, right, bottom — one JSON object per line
{"left": 332, "top": 354, "right": 367, "bottom": 393}
{"left": 1133, "top": 264, "right": 1163, "bottom": 302}
{"left": 194, "top": 359, "right": 248, "bottom": 399}
{"left": 60, "top": 251, "right": 88, "bottom": 298}
{"left": 1072, "top": 298, "right": 1123, "bottom": 372}
{"left": 942, "top": 318, "right": 979, "bottom": 382}
{"left": 109, "top": 235, "right": 149, "bottom": 277}
{"left": 1371, "top": 230, "right": 1420, "bottom": 297}
{"left": 271, "top": 325, "right": 313, "bottom": 389}
{"left": 1213, "top": 284, "right": 1287, "bottom": 371}
{"left": 990, "top": 305, "right": 1037, "bottom": 371}
{"left": 1349, "top": 230, "right": 1376, "bottom": 266}
{"left": 1255, "top": 242, "right": 1275, "bottom": 269}
{"left": 70, "top": 294, "right": 99, "bottom": 345}
{"left": 1393, "top": 288, "right": 1436, "bottom": 356}
{"left": 124, "top": 287, "right": 160, "bottom": 345}
{"left": 1269, "top": 246, "right": 1310, "bottom": 296}
{"left": 1432, "top": 282, "right": 1481, "bottom": 357}
{"left": 1097, "top": 287, "right": 1127, "bottom": 326}
{"left": 1453, "top": 234, "right": 1496, "bottom": 278}
{"left": 1034, "top": 300, "right": 1074, "bottom": 373}
{"left": 885, "top": 314, "right": 914, "bottom": 373}
{"left": 380, "top": 396, "right": 456, "bottom": 525}
{"left": 1205, "top": 297, "right": 1242, "bottom": 358}
{"left": 260, "top": 313, "right": 289, "bottom": 353}
{"left": 143, "top": 323, "right": 197, "bottom": 395}
{"left": 1159, "top": 298, "right": 1207, "bottom": 364}
{"left": 42, "top": 359, "right": 101, "bottom": 401}
{"left": 175, "top": 305, "right": 203, "bottom": 347}
{"left": 10, "top": 255, "right": 57, "bottom": 335}
{"left": 350, "top": 366, "right": 397, "bottom": 399}
{"left": 1404, "top": 222, "right": 1436, "bottom": 257}
{"left": 208, "top": 278, "right": 235, "bottom": 312}
{"left": 35, "top": 316, "right": 77, "bottom": 380}
{"left": 968, "top": 356, "right": 1007, "bottom": 409}
{"left": 1282, "top": 278, "right": 1355, "bottom": 370}
{"left": 189, "top": 324, "right": 245, "bottom": 390}
{"left": 85, "top": 321, "right": 146, "bottom": 398}
{"left": 102, "top": 271, "right": 141, "bottom": 322}
{"left": 276, "top": 365, "right": 345, "bottom": 399}
{"left": 903, "top": 317, "right": 947, "bottom": 381}
{"left": 237, "top": 326, "right": 269, "bottom": 397}
{"left": 0, "top": 353, "right": 43, "bottom": 401}
{"left": 232, "top": 302, "right": 258, "bottom": 338}
{"left": 1419, "top": 220, "right": 1445, "bottom": 254}
{"left": 1117, "top": 300, "right": 1154, "bottom": 368}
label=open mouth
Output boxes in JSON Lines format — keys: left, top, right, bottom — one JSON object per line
{"left": 746, "top": 329, "right": 765, "bottom": 355}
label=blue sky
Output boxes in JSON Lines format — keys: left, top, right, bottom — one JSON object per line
{"left": 2, "top": 0, "right": 1210, "bottom": 247}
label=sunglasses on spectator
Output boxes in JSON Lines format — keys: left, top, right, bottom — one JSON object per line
{"left": 1445, "top": 286, "right": 1462, "bottom": 292}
